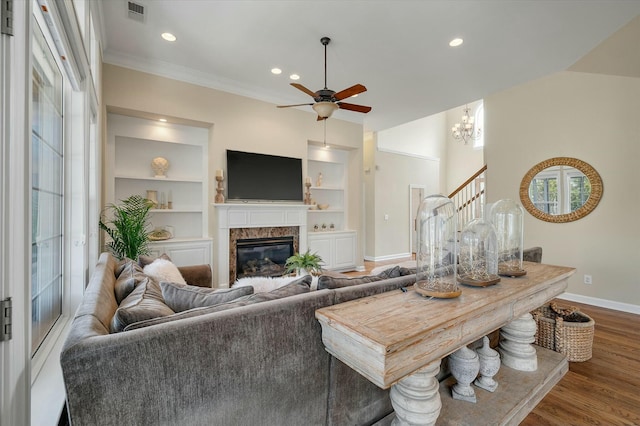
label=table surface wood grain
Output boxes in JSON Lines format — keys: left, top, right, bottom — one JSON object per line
{"left": 315, "top": 262, "right": 575, "bottom": 388}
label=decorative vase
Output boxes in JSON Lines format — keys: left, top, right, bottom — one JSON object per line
{"left": 474, "top": 335, "right": 500, "bottom": 392}
{"left": 151, "top": 156, "right": 169, "bottom": 178}
{"left": 146, "top": 190, "right": 158, "bottom": 208}
{"left": 449, "top": 345, "right": 480, "bottom": 403}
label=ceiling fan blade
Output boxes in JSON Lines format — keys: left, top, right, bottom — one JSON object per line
{"left": 290, "top": 83, "right": 317, "bottom": 98}
{"left": 337, "top": 102, "right": 372, "bottom": 113}
{"left": 333, "top": 84, "right": 367, "bottom": 101}
{"left": 277, "top": 103, "right": 313, "bottom": 108}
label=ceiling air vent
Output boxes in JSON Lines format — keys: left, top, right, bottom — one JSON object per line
{"left": 127, "top": 1, "right": 145, "bottom": 22}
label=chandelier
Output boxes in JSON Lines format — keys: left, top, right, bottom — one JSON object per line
{"left": 451, "top": 105, "right": 481, "bottom": 144}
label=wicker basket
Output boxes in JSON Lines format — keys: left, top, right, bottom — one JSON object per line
{"left": 532, "top": 302, "right": 594, "bottom": 362}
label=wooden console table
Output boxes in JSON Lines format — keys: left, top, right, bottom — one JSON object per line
{"left": 315, "top": 262, "right": 575, "bottom": 425}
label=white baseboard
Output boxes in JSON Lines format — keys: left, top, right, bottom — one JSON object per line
{"left": 558, "top": 292, "right": 640, "bottom": 315}
{"left": 364, "top": 253, "right": 412, "bottom": 262}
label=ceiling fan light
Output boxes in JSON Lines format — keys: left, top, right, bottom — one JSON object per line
{"left": 313, "top": 102, "right": 338, "bottom": 118}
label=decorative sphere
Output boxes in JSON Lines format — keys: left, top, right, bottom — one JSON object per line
{"left": 151, "top": 157, "right": 169, "bottom": 177}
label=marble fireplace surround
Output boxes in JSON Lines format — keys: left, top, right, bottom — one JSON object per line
{"left": 230, "top": 227, "right": 299, "bottom": 283}
{"left": 214, "top": 203, "right": 309, "bottom": 287}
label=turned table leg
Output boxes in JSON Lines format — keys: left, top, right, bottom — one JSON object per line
{"left": 498, "top": 312, "right": 538, "bottom": 371}
{"left": 390, "top": 360, "right": 442, "bottom": 426}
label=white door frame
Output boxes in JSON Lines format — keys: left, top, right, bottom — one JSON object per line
{"left": 409, "top": 185, "right": 425, "bottom": 256}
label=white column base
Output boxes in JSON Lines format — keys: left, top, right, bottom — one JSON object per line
{"left": 390, "top": 360, "right": 442, "bottom": 426}
{"left": 499, "top": 313, "right": 538, "bottom": 371}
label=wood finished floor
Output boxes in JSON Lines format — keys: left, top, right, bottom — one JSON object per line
{"left": 347, "top": 259, "right": 640, "bottom": 426}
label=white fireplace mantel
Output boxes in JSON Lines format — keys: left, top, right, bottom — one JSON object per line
{"left": 213, "top": 203, "right": 310, "bottom": 287}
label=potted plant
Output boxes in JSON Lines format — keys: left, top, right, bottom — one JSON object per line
{"left": 99, "top": 195, "right": 154, "bottom": 260}
{"left": 285, "top": 249, "right": 324, "bottom": 276}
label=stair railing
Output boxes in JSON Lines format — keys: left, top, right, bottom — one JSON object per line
{"left": 448, "top": 165, "right": 487, "bottom": 230}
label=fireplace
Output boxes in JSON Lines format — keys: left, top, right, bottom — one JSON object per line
{"left": 215, "top": 203, "right": 309, "bottom": 287}
{"left": 228, "top": 226, "right": 300, "bottom": 283}
{"left": 235, "top": 237, "right": 294, "bottom": 279}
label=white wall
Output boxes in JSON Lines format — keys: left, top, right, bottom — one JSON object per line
{"left": 102, "top": 64, "right": 365, "bottom": 277}
{"left": 485, "top": 71, "right": 640, "bottom": 309}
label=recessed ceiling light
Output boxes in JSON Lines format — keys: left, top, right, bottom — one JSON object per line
{"left": 161, "top": 32, "right": 176, "bottom": 42}
{"left": 158, "top": 118, "right": 167, "bottom": 122}
{"left": 289, "top": 74, "right": 300, "bottom": 80}
{"left": 271, "top": 68, "right": 282, "bottom": 75}
{"left": 449, "top": 38, "right": 463, "bottom": 47}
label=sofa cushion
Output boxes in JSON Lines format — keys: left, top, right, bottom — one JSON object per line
{"left": 160, "top": 281, "right": 254, "bottom": 312}
{"left": 123, "top": 275, "right": 313, "bottom": 331}
{"left": 232, "top": 275, "right": 306, "bottom": 293}
{"left": 143, "top": 258, "right": 186, "bottom": 285}
{"left": 176, "top": 264, "right": 212, "bottom": 288}
{"left": 399, "top": 266, "right": 417, "bottom": 276}
{"left": 317, "top": 266, "right": 401, "bottom": 290}
{"left": 523, "top": 246, "right": 543, "bottom": 263}
{"left": 110, "top": 278, "right": 175, "bottom": 333}
{"left": 114, "top": 259, "right": 147, "bottom": 304}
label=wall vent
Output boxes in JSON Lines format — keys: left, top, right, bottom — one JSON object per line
{"left": 127, "top": 1, "right": 145, "bottom": 22}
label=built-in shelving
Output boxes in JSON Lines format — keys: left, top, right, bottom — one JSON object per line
{"left": 306, "top": 145, "right": 355, "bottom": 271}
{"left": 106, "top": 114, "right": 212, "bottom": 267}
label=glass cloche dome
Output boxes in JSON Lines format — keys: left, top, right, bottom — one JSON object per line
{"left": 458, "top": 217, "right": 500, "bottom": 286}
{"left": 415, "top": 195, "right": 460, "bottom": 298}
{"left": 489, "top": 199, "right": 526, "bottom": 277}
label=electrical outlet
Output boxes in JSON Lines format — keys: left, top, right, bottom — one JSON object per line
{"left": 584, "top": 274, "right": 592, "bottom": 285}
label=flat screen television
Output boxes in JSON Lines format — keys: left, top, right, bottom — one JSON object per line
{"left": 226, "top": 150, "right": 303, "bottom": 202}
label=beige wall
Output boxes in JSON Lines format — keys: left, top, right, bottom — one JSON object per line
{"left": 369, "top": 150, "right": 440, "bottom": 260}
{"left": 102, "top": 64, "right": 365, "bottom": 275}
{"left": 485, "top": 71, "right": 640, "bottom": 308}
{"left": 363, "top": 133, "right": 376, "bottom": 258}
{"left": 445, "top": 101, "right": 485, "bottom": 194}
{"left": 364, "top": 105, "right": 485, "bottom": 261}
{"left": 365, "top": 120, "right": 442, "bottom": 260}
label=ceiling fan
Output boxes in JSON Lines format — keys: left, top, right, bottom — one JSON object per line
{"left": 277, "top": 37, "right": 372, "bottom": 120}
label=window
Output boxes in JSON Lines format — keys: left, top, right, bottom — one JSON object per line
{"left": 31, "top": 20, "right": 64, "bottom": 355}
{"left": 530, "top": 171, "right": 558, "bottom": 214}
{"left": 568, "top": 170, "right": 591, "bottom": 212}
{"left": 528, "top": 166, "right": 591, "bottom": 216}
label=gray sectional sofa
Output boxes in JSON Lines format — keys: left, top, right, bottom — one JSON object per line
{"left": 60, "top": 253, "right": 417, "bottom": 426}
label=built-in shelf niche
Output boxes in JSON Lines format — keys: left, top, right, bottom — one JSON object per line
{"left": 106, "top": 113, "right": 212, "bottom": 266}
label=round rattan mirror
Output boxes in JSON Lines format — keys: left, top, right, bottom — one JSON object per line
{"left": 519, "top": 157, "right": 603, "bottom": 223}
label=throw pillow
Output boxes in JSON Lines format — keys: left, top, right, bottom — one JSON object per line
{"left": 138, "top": 253, "right": 172, "bottom": 268}
{"left": 114, "top": 257, "right": 136, "bottom": 278}
{"left": 114, "top": 260, "right": 147, "bottom": 304}
{"left": 160, "top": 281, "right": 254, "bottom": 312}
{"left": 207, "top": 274, "right": 312, "bottom": 312}
{"left": 143, "top": 258, "right": 186, "bottom": 286}
{"left": 232, "top": 275, "right": 303, "bottom": 293}
{"left": 123, "top": 275, "right": 313, "bottom": 331}
{"left": 110, "top": 278, "right": 175, "bottom": 333}
{"left": 317, "top": 266, "right": 401, "bottom": 290}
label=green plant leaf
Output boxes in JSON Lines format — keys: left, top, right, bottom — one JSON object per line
{"left": 98, "top": 195, "right": 153, "bottom": 260}
{"left": 284, "top": 249, "right": 324, "bottom": 275}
